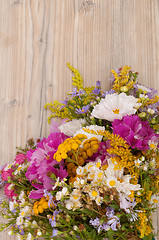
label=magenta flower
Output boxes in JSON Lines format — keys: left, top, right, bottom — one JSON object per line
{"left": 87, "top": 141, "right": 112, "bottom": 165}
{"left": 112, "top": 115, "right": 158, "bottom": 150}
{"left": 25, "top": 132, "right": 68, "bottom": 199}
{"left": 1, "top": 168, "right": 14, "bottom": 181}
{"left": 14, "top": 153, "right": 27, "bottom": 165}
{"left": 4, "top": 183, "right": 17, "bottom": 199}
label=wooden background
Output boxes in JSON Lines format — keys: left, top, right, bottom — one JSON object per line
{"left": 0, "top": 0, "right": 159, "bottom": 239}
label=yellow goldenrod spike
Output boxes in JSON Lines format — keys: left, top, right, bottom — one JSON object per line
{"left": 67, "top": 63, "right": 84, "bottom": 90}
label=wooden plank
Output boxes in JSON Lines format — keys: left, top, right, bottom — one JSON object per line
{"left": 0, "top": 0, "right": 159, "bottom": 239}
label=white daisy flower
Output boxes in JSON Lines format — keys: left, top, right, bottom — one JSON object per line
{"left": 26, "top": 233, "right": 33, "bottom": 240}
{"left": 89, "top": 189, "right": 99, "bottom": 200}
{"left": 61, "top": 187, "right": 69, "bottom": 196}
{"left": 59, "top": 119, "right": 85, "bottom": 136}
{"left": 70, "top": 189, "right": 81, "bottom": 202}
{"left": 76, "top": 166, "right": 84, "bottom": 176}
{"left": 56, "top": 191, "right": 63, "bottom": 201}
{"left": 135, "top": 159, "right": 142, "bottom": 168}
{"left": 14, "top": 164, "right": 25, "bottom": 175}
{"left": 16, "top": 216, "right": 24, "bottom": 226}
{"left": 65, "top": 200, "right": 74, "bottom": 210}
{"left": 19, "top": 191, "right": 25, "bottom": 200}
{"left": 4, "top": 162, "right": 15, "bottom": 171}
{"left": 8, "top": 230, "right": 13, "bottom": 236}
{"left": 118, "top": 181, "right": 141, "bottom": 196}
{"left": 137, "top": 84, "right": 151, "bottom": 93}
{"left": 147, "top": 108, "right": 155, "bottom": 114}
{"left": 24, "top": 219, "right": 30, "bottom": 227}
{"left": 106, "top": 177, "right": 117, "bottom": 188}
{"left": 74, "top": 125, "right": 105, "bottom": 142}
{"left": 91, "top": 92, "right": 141, "bottom": 121}
{"left": 148, "top": 139, "right": 158, "bottom": 150}
{"left": 95, "top": 196, "right": 103, "bottom": 206}
{"left": 37, "top": 229, "right": 42, "bottom": 236}
{"left": 20, "top": 206, "right": 31, "bottom": 217}
{"left": 150, "top": 194, "right": 159, "bottom": 207}
{"left": 9, "top": 200, "right": 17, "bottom": 211}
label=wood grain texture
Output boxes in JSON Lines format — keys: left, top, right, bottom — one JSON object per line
{"left": 0, "top": 0, "right": 159, "bottom": 239}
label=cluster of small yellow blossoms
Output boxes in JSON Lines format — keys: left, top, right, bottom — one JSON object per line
{"left": 136, "top": 210, "right": 152, "bottom": 238}
{"left": 45, "top": 100, "right": 70, "bottom": 123}
{"left": 54, "top": 134, "right": 87, "bottom": 162}
{"left": 67, "top": 62, "right": 84, "bottom": 90}
{"left": 33, "top": 197, "right": 49, "bottom": 215}
{"left": 143, "top": 95, "right": 159, "bottom": 107}
{"left": 111, "top": 66, "right": 136, "bottom": 93}
{"left": 85, "top": 129, "right": 139, "bottom": 181}
{"left": 65, "top": 137, "right": 100, "bottom": 182}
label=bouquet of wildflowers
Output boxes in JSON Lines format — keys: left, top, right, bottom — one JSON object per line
{"left": 0, "top": 64, "right": 159, "bottom": 240}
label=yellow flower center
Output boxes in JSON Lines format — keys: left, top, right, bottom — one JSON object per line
{"left": 149, "top": 143, "right": 156, "bottom": 149}
{"left": 91, "top": 191, "right": 98, "bottom": 197}
{"left": 96, "top": 162, "right": 101, "bottom": 168}
{"left": 21, "top": 211, "right": 25, "bottom": 216}
{"left": 153, "top": 199, "right": 158, "bottom": 204}
{"left": 113, "top": 109, "right": 120, "bottom": 114}
{"left": 98, "top": 172, "right": 103, "bottom": 178}
{"left": 73, "top": 196, "right": 79, "bottom": 200}
{"left": 109, "top": 180, "right": 116, "bottom": 187}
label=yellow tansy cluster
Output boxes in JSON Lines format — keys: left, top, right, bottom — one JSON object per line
{"left": 33, "top": 197, "right": 49, "bottom": 215}
{"left": 111, "top": 65, "right": 136, "bottom": 93}
{"left": 65, "top": 137, "right": 99, "bottom": 182}
{"left": 136, "top": 211, "right": 152, "bottom": 238}
{"left": 83, "top": 137, "right": 100, "bottom": 157}
{"left": 54, "top": 134, "right": 87, "bottom": 162}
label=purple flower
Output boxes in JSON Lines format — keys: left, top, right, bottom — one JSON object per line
{"left": 96, "top": 81, "right": 101, "bottom": 88}
{"left": 44, "top": 190, "right": 57, "bottom": 207}
{"left": 87, "top": 141, "right": 112, "bottom": 165}
{"left": 92, "top": 81, "right": 101, "bottom": 95}
{"left": 107, "top": 216, "right": 120, "bottom": 231}
{"left": 101, "top": 89, "right": 115, "bottom": 98}
{"left": 49, "top": 210, "right": 59, "bottom": 227}
{"left": 69, "top": 88, "right": 85, "bottom": 97}
{"left": 90, "top": 218, "right": 103, "bottom": 233}
{"left": 106, "top": 206, "right": 120, "bottom": 231}
{"left": 112, "top": 115, "right": 158, "bottom": 150}
{"left": 92, "top": 88, "right": 101, "bottom": 95}
{"left": 75, "top": 105, "right": 90, "bottom": 114}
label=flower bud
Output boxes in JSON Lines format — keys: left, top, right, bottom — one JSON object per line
{"left": 120, "top": 86, "right": 128, "bottom": 92}
{"left": 138, "top": 112, "right": 146, "bottom": 118}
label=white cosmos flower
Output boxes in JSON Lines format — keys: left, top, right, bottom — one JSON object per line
{"left": 59, "top": 119, "right": 85, "bottom": 136}
{"left": 91, "top": 92, "right": 141, "bottom": 121}
{"left": 74, "top": 125, "right": 105, "bottom": 142}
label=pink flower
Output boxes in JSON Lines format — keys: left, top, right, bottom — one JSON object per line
{"left": 4, "top": 183, "right": 17, "bottom": 199}
{"left": 25, "top": 132, "right": 68, "bottom": 199}
{"left": 1, "top": 168, "right": 13, "bottom": 181}
{"left": 14, "top": 153, "right": 27, "bottom": 165}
